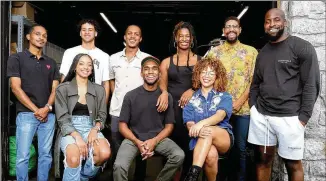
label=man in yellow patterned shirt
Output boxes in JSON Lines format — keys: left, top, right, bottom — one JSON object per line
{"left": 207, "top": 16, "right": 258, "bottom": 181}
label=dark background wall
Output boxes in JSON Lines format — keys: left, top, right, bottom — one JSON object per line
{"left": 31, "top": 1, "right": 274, "bottom": 59}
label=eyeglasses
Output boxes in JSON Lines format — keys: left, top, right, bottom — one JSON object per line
{"left": 200, "top": 71, "right": 216, "bottom": 77}
{"left": 224, "top": 25, "right": 240, "bottom": 29}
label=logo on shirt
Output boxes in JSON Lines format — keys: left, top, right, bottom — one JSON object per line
{"left": 46, "top": 65, "right": 51, "bottom": 70}
{"left": 278, "top": 60, "right": 291, "bottom": 64}
{"left": 288, "top": 146, "right": 302, "bottom": 150}
{"left": 94, "top": 59, "right": 100, "bottom": 69}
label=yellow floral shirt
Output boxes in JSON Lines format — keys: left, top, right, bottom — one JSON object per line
{"left": 207, "top": 40, "right": 258, "bottom": 115}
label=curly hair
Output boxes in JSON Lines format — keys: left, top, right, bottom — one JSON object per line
{"left": 77, "top": 19, "right": 101, "bottom": 34}
{"left": 192, "top": 57, "right": 227, "bottom": 92}
{"left": 224, "top": 16, "right": 241, "bottom": 27}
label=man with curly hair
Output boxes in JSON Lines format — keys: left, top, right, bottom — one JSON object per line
{"left": 60, "top": 19, "right": 110, "bottom": 103}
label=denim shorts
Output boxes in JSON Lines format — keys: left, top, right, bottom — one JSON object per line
{"left": 60, "top": 116, "right": 106, "bottom": 153}
{"left": 224, "top": 127, "right": 235, "bottom": 155}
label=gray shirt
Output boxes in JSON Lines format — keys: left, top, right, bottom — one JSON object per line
{"left": 55, "top": 78, "right": 107, "bottom": 136}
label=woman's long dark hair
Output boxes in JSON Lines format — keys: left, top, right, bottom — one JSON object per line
{"left": 169, "top": 21, "right": 198, "bottom": 55}
{"left": 169, "top": 21, "right": 198, "bottom": 72}
{"left": 62, "top": 53, "right": 95, "bottom": 83}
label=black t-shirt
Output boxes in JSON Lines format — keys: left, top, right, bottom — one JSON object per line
{"left": 119, "top": 86, "right": 175, "bottom": 141}
{"left": 7, "top": 49, "right": 60, "bottom": 113}
{"left": 249, "top": 36, "right": 320, "bottom": 122}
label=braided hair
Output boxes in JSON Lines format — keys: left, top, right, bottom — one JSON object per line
{"left": 169, "top": 21, "right": 198, "bottom": 72}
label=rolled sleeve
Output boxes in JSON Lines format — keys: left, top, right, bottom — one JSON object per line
{"left": 183, "top": 100, "right": 195, "bottom": 124}
{"left": 216, "top": 93, "right": 233, "bottom": 120}
{"left": 55, "top": 86, "right": 76, "bottom": 136}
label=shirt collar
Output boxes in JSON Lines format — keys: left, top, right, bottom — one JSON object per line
{"left": 222, "top": 40, "right": 242, "bottom": 50}
{"left": 24, "top": 49, "right": 45, "bottom": 60}
{"left": 67, "top": 78, "right": 97, "bottom": 97}
{"left": 120, "top": 48, "right": 142, "bottom": 59}
{"left": 194, "top": 88, "right": 218, "bottom": 98}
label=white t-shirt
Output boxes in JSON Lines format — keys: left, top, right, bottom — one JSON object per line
{"left": 109, "top": 48, "right": 150, "bottom": 117}
{"left": 60, "top": 45, "right": 110, "bottom": 85}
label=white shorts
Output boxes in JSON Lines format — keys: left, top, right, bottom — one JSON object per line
{"left": 248, "top": 106, "right": 305, "bottom": 160}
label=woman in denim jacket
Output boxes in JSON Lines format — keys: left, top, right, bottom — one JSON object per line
{"left": 55, "top": 53, "right": 111, "bottom": 181}
{"left": 183, "top": 57, "right": 234, "bottom": 181}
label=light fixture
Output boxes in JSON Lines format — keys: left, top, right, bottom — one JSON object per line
{"left": 100, "top": 12, "right": 117, "bottom": 33}
{"left": 222, "top": 6, "right": 249, "bottom": 36}
{"left": 237, "top": 6, "right": 249, "bottom": 19}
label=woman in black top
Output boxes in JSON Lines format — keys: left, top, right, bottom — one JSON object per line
{"left": 55, "top": 53, "right": 110, "bottom": 181}
{"left": 159, "top": 21, "right": 200, "bottom": 179}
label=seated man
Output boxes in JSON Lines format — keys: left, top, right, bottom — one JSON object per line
{"left": 113, "top": 56, "right": 185, "bottom": 181}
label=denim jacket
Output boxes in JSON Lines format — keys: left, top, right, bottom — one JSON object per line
{"left": 183, "top": 89, "right": 233, "bottom": 150}
{"left": 55, "top": 78, "right": 107, "bottom": 136}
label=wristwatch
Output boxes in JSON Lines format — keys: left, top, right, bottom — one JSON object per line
{"left": 45, "top": 104, "right": 52, "bottom": 111}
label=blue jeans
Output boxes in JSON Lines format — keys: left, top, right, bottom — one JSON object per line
{"left": 16, "top": 112, "right": 55, "bottom": 181}
{"left": 61, "top": 116, "right": 107, "bottom": 181}
{"left": 229, "top": 115, "right": 250, "bottom": 181}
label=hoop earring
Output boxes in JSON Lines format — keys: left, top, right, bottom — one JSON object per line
{"left": 174, "top": 41, "right": 177, "bottom": 48}
{"left": 190, "top": 42, "right": 194, "bottom": 48}
{"left": 74, "top": 70, "right": 76, "bottom": 73}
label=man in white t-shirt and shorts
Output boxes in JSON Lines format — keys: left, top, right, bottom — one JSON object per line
{"left": 60, "top": 19, "right": 110, "bottom": 103}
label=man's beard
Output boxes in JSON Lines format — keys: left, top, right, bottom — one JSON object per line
{"left": 144, "top": 78, "right": 158, "bottom": 86}
{"left": 226, "top": 35, "right": 238, "bottom": 44}
{"left": 265, "top": 28, "right": 284, "bottom": 42}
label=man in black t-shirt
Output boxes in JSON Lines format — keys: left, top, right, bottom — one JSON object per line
{"left": 248, "top": 8, "right": 320, "bottom": 181}
{"left": 113, "top": 56, "right": 185, "bottom": 181}
{"left": 7, "top": 25, "right": 60, "bottom": 181}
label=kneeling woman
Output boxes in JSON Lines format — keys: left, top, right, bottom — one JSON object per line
{"left": 55, "top": 53, "right": 111, "bottom": 181}
{"left": 183, "top": 57, "right": 234, "bottom": 181}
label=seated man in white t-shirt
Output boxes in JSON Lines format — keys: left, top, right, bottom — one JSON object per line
{"left": 60, "top": 19, "right": 110, "bottom": 103}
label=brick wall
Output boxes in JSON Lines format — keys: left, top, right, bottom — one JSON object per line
{"left": 272, "top": 1, "right": 326, "bottom": 181}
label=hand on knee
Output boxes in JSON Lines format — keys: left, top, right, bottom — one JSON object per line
{"left": 199, "top": 127, "right": 213, "bottom": 139}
